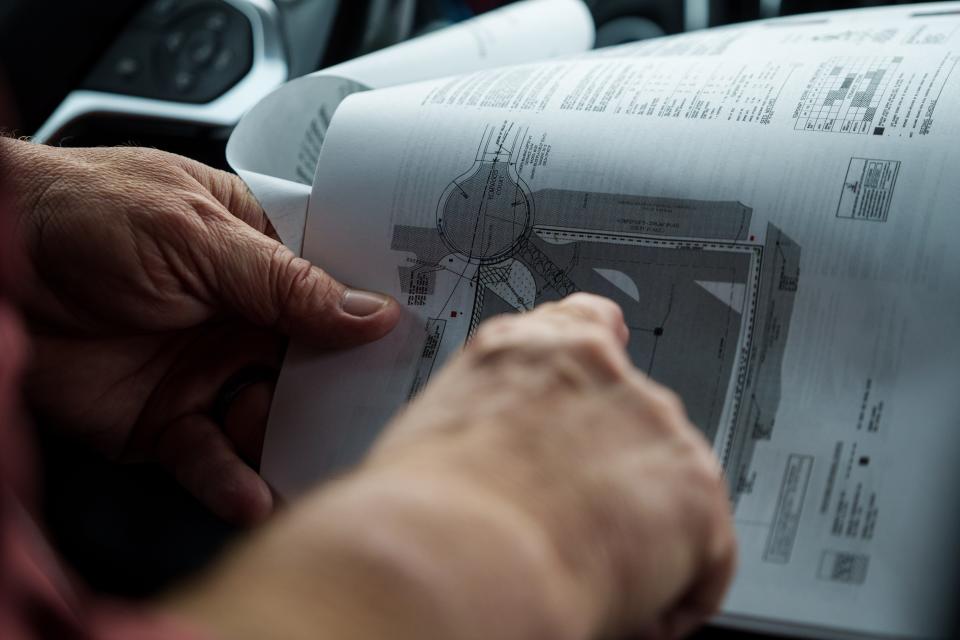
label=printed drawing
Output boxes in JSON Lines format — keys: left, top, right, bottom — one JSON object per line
{"left": 392, "top": 124, "right": 801, "bottom": 502}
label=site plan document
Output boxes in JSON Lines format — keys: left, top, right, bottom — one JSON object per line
{"left": 252, "top": 3, "right": 960, "bottom": 639}
{"left": 226, "top": 0, "right": 594, "bottom": 253}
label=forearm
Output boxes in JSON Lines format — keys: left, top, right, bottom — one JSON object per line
{"left": 163, "top": 470, "right": 594, "bottom": 640}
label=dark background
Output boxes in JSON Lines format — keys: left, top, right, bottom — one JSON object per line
{"left": 0, "top": 1, "right": 954, "bottom": 638}
{"left": 0, "top": 0, "right": 950, "bottom": 136}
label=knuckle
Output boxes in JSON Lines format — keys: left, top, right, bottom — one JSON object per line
{"left": 566, "top": 328, "right": 620, "bottom": 365}
{"left": 682, "top": 451, "right": 727, "bottom": 511}
{"left": 469, "top": 316, "right": 520, "bottom": 354}
{"left": 706, "top": 491, "right": 735, "bottom": 547}
{"left": 564, "top": 292, "right": 599, "bottom": 307}
{"left": 560, "top": 294, "right": 606, "bottom": 321}
{"left": 592, "top": 294, "right": 625, "bottom": 321}
{"left": 274, "top": 248, "right": 334, "bottom": 316}
{"left": 186, "top": 194, "right": 223, "bottom": 221}
{"left": 718, "top": 515, "right": 738, "bottom": 558}
{"left": 563, "top": 292, "right": 624, "bottom": 323}
{"left": 673, "top": 452, "right": 728, "bottom": 537}
{"left": 220, "top": 171, "right": 258, "bottom": 212}
{"left": 138, "top": 148, "right": 184, "bottom": 178}
{"left": 686, "top": 453, "right": 722, "bottom": 492}
{"left": 647, "top": 385, "right": 688, "bottom": 424}
{"left": 659, "top": 387, "right": 686, "bottom": 417}
{"left": 530, "top": 298, "right": 562, "bottom": 317}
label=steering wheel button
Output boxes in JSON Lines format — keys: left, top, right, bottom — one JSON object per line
{"left": 212, "top": 48, "right": 233, "bottom": 71}
{"left": 114, "top": 57, "right": 140, "bottom": 80}
{"left": 172, "top": 71, "right": 195, "bottom": 93}
{"left": 184, "top": 31, "right": 218, "bottom": 67}
{"left": 205, "top": 12, "right": 228, "bottom": 32}
{"left": 83, "top": 0, "right": 254, "bottom": 103}
{"left": 165, "top": 31, "right": 185, "bottom": 52}
{"left": 192, "top": 44, "right": 215, "bottom": 66}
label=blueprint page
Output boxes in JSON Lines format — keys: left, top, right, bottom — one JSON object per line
{"left": 265, "top": 3, "right": 960, "bottom": 637}
{"left": 226, "top": 0, "right": 594, "bottom": 251}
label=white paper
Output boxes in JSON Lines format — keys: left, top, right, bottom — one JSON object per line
{"left": 263, "top": 3, "right": 960, "bottom": 637}
{"left": 226, "top": 0, "right": 595, "bottom": 253}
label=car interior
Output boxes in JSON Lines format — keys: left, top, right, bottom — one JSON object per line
{"left": 0, "top": 1, "right": 951, "bottom": 638}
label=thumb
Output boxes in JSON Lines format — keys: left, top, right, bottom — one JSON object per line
{"left": 202, "top": 213, "right": 402, "bottom": 349}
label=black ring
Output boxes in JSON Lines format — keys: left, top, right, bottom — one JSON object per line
{"left": 211, "top": 365, "right": 279, "bottom": 425}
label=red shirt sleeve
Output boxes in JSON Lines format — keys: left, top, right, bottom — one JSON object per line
{"left": 0, "top": 491, "right": 214, "bottom": 640}
{"left": 0, "top": 159, "right": 213, "bottom": 640}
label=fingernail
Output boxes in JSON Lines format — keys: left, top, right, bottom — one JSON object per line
{"left": 342, "top": 289, "right": 391, "bottom": 317}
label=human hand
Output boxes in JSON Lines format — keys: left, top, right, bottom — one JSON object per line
{"left": 169, "top": 294, "right": 735, "bottom": 640}
{"left": 3, "top": 138, "right": 400, "bottom": 525}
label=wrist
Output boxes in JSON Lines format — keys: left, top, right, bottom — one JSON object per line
{"left": 164, "top": 469, "right": 597, "bottom": 640}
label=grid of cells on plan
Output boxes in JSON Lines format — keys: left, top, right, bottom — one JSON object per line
{"left": 794, "top": 56, "right": 903, "bottom": 134}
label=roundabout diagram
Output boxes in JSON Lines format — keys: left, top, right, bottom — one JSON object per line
{"left": 437, "top": 123, "right": 533, "bottom": 263}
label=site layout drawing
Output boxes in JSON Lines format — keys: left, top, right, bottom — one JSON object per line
{"left": 392, "top": 122, "right": 801, "bottom": 504}
{"left": 250, "top": 3, "right": 960, "bottom": 639}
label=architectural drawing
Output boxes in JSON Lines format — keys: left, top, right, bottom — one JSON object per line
{"left": 392, "top": 125, "right": 802, "bottom": 502}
